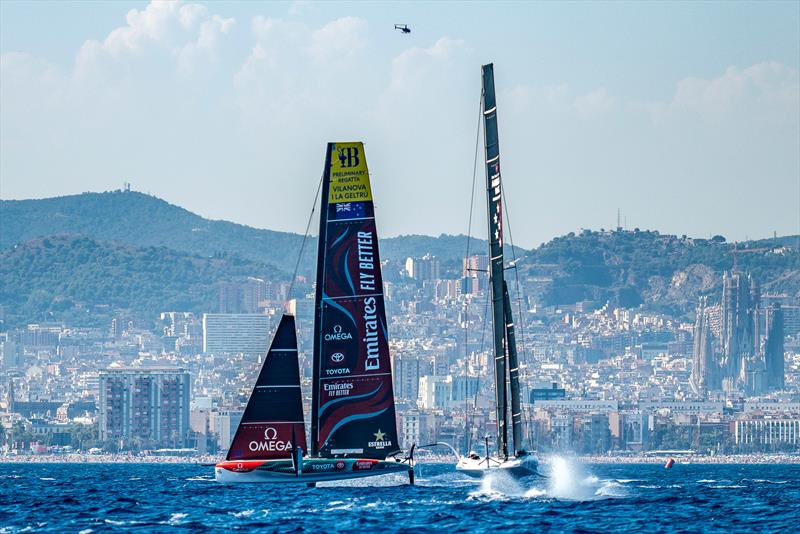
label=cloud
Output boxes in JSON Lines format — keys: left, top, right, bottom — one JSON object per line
{"left": 307, "top": 16, "right": 367, "bottom": 63}
{"left": 73, "top": 0, "right": 234, "bottom": 80}
{"left": 573, "top": 88, "right": 615, "bottom": 118}
{"left": 386, "top": 37, "right": 466, "bottom": 94}
{"left": 648, "top": 61, "right": 799, "bottom": 123}
{"left": 233, "top": 15, "right": 370, "bottom": 130}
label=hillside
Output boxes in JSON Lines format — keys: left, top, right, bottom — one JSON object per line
{"left": 0, "top": 191, "right": 304, "bottom": 271}
{"left": 523, "top": 229, "right": 800, "bottom": 317}
{"left": 1, "top": 192, "right": 797, "bottom": 324}
{"left": 0, "top": 191, "right": 492, "bottom": 269}
{"left": 0, "top": 235, "right": 284, "bottom": 327}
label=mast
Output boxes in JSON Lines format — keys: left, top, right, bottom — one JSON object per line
{"left": 481, "top": 63, "right": 508, "bottom": 460}
{"left": 503, "top": 281, "right": 522, "bottom": 453}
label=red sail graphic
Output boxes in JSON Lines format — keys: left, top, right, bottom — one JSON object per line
{"left": 226, "top": 314, "right": 307, "bottom": 460}
{"left": 311, "top": 142, "right": 399, "bottom": 459}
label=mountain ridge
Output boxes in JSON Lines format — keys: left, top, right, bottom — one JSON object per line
{"left": 0, "top": 190, "right": 496, "bottom": 270}
{"left": 1, "top": 191, "right": 797, "bottom": 326}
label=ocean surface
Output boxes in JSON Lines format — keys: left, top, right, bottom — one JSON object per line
{"left": 1, "top": 460, "right": 799, "bottom": 533}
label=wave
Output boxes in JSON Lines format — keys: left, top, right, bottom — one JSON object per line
{"left": 465, "top": 456, "right": 625, "bottom": 502}
{"left": 163, "top": 513, "right": 187, "bottom": 526}
{"left": 229, "top": 509, "right": 255, "bottom": 518}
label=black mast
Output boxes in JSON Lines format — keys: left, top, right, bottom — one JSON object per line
{"left": 481, "top": 63, "right": 508, "bottom": 460}
{"left": 503, "top": 281, "right": 522, "bottom": 454}
{"left": 310, "top": 144, "right": 334, "bottom": 457}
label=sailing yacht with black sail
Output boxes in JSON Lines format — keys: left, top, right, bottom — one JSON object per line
{"left": 215, "top": 142, "right": 413, "bottom": 484}
{"left": 456, "top": 64, "right": 539, "bottom": 478}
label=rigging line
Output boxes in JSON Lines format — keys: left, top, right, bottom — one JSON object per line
{"left": 286, "top": 173, "right": 324, "bottom": 306}
{"left": 467, "top": 287, "right": 491, "bottom": 453}
{"left": 463, "top": 90, "right": 484, "bottom": 452}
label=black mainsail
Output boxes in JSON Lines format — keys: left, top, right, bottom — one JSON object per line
{"left": 226, "top": 314, "right": 307, "bottom": 461}
{"left": 481, "top": 63, "right": 523, "bottom": 459}
{"left": 311, "top": 142, "right": 398, "bottom": 460}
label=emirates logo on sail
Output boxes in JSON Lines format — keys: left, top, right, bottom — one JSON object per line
{"left": 248, "top": 427, "right": 293, "bottom": 453}
{"left": 325, "top": 325, "right": 353, "bottom": 341}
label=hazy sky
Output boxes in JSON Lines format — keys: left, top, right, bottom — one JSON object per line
{"left": 1, "top": 1, "right": 798, "bottom": 247}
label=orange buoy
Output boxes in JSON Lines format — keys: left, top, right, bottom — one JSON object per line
{"left": 664, "top": 457, "right": 675, "bottom": 469}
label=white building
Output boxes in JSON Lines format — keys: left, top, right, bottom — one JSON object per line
{"left": 735, "top": 418, "right": 800, "bottom": 446}
{"left": 202, "top": 313, "right": 271, "bottom": 354}
{"left": 210, "top": 410, "right": 243, "bottom": 451}
{"left": 98, "top": 367, "right": 191, "bottom": 448}
{"left": 744, "top": 401, "right": 800, "bottom": 413}
{"left": 401, "top": 411, "right": 428, "bottom": 449}
{"left": 639, "top": 401, "right": 724, "bottom": 414}
{"left": 535, "top": 399, "right": 619, "bottom": 413}
{"left": 418, "top": 375, "right": 452, "bottom": 410}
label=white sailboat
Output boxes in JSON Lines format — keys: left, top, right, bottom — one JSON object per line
{"left": 455, "top": 64, "right": 539, "bottom": 479}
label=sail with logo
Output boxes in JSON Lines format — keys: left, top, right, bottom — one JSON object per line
{"left": 224, "top": 314, "right": 306, "bottom": 462}
{"left": 311, "top": 141, "right": 398, "bottom": 461}
{"left": 215, "top": 142, "right": 413, "bottom": 484}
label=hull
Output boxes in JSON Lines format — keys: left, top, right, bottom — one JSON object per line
{"left": 215, "top": 457, "right": 410, "bottom": 484}
{"left": 455, "top": 454, "right": 540, "bottom": 479}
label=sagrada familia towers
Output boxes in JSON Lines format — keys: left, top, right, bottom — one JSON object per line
{"left": 691, "top": 271, "right": 784, "bottom": 396}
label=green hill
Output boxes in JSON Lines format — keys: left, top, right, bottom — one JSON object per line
{"left": 0, "top": 191, "right": 491, "bottom": 269}
{"left": 0, "top": 191, "right": 304, "bottom": 271}
{"left": 0, "top": 235, "right": 283, "bottom": 327}
{"left": 522, "top": 229, "right": 800, "bottom": 317}
{"left": 2, "top": 191, "right": 797, "bottom": 324}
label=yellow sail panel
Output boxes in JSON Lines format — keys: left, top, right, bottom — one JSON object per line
{"left": 328, "top": 142, "right": 373, "bottom": 204}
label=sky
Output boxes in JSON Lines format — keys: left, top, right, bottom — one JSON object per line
{"left": 1, "top": 0, "right": 798, "bottom": 248}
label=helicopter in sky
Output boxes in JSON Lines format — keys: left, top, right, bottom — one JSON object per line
{"left": 394, "top": 24, "right": 411, "bottom": 34}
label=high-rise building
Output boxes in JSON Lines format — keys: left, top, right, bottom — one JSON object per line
{"left": 242, "top": 277, "right": 273, "bottom": 313}
{"left": 210, "top": 410, "right": 243, "bottom": 451}
{"left": 405, "top": 255, "right": 440, "bottom": 282}
{"left": 463, "top": 254, "right": 489, "bottom": 275}
{"left": 99, "top": 367, "right": 190, "bottom": 449}
{"left": 218, "top": 283, "right": 242, "bottom": 313}
{"left": 202, "top": 313, "right": 271, "bottom": 354}
{"left": 462, "top": 255, "right": 489, "bottom": 295}
{"left": 392, "top": 354, "right": 428, "bottom": 402}
{"left": 0, "top": 334, "right": 22, "bottom": 370}
{"left": 765, "top": 303, "right": 785, "bottom": 390}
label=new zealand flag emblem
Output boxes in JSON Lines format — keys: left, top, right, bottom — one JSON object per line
{"left": 335, "top": 202, "right": 365, "bottom": 219}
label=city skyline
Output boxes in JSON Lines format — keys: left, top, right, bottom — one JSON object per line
{"left": 1, "top": 1, "right": 799, "bottom": 248}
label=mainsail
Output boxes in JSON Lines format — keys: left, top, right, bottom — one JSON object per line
{"left": 311, "top": 142, "right": 398, "bottom": 459}
{"left": 481, "top": 63, "right": 523, "bottom": 459}
{"left": 226, "top": 314, "right": 307, "bottom": 461}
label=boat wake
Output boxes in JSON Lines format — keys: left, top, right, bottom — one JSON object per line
{"left": 467, "top": 456, "right": 624, "bottom": 502}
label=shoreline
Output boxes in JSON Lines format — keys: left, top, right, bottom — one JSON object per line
{"left": 2, "top": 453, "right": 799, "bottom": 465}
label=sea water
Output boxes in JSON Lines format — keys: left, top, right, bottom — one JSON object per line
{"left": 1, "top": 460, "right": 799, "bottom": 532}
